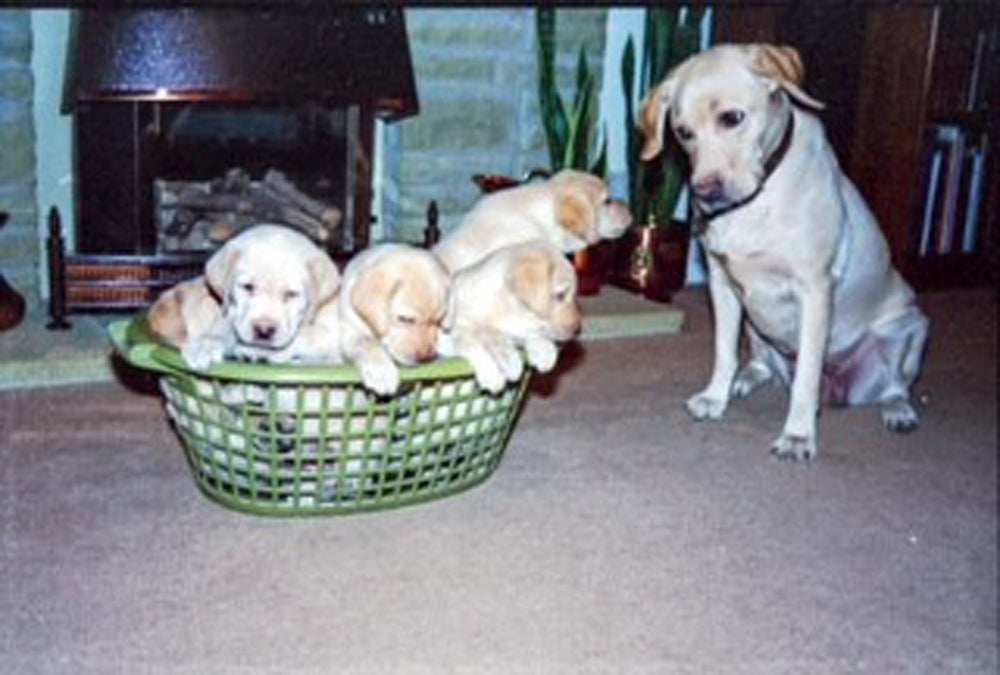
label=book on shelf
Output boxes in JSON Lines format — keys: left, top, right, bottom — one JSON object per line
{"left": 917, "top": 124, "right": 989, "bottom": 258}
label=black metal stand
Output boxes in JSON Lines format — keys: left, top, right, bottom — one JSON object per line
{"left": 46, "top": 206, "right": 71, "bottom": 330}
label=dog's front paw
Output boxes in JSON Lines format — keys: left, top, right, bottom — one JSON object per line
{"left": 770, "top": 433, "right": 817, "bottom": 462}
{"left": 486, "top": 336, "right": 524, "bottom": 382}
{"left": 524, "top": 338, "right": 558, "bottom": 373}
{"left": 182, "top": 336, "right": 227, "bottom": 371}
{"left": 358, "top": 358, "right": 400, "bottom": 397}
{"left": 881, "top": 398, "right": 919, "bottom": 433}
{"left": 470, "top": 357, "right": 508, "bottom": 394}
{"left": 685, "top": 393, "right": 728, "bottom": 421}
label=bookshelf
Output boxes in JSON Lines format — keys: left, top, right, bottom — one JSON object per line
{"left": 714, "top": 4, "right": 997, "bottom": 290}
{"left": 850, "top": 5, "right": 997, "bottom": 290}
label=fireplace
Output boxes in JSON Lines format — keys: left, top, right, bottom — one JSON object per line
{"left": 49, "top": 6, "right": 417, "bottom": 322}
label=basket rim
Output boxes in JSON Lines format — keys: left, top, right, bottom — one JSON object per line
{"left": 109, "top": 314, "right": 479, "bottom": 384}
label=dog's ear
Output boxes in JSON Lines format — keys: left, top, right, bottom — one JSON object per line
{"left": 508, "top": 248, "right": 554, "bottom": 318}
{"left": 349, "top": 263, "right": 399, "bottom": 338}
{"left": 303, "top": 254, "right": 341, "bottom": 319}
{"left": 639, "top": 75, "right": 675, "bottom": 160}
{"left": 748, "top": 44, "right": 825, "bottom": 110}
{"left": 204, "top": 244, "right": 242, "bottom": 301}
{"left": 555, "top": 187, "right": 596, "bottom": 243}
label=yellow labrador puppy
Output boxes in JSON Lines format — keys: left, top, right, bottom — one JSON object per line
{"left": 439, "top": 241, "right": 582, "bottom": 393}
{"left": 433, "top": 169, "right": 632, "bottom": 273}
{"left": 641, "top": 44, "right": 929, "bottom": 461}
{"left": 162, "top": 224, "right": 342, "bottom": 369}
{"left": 339, "top": 243, "right": 452, "bottom": 396}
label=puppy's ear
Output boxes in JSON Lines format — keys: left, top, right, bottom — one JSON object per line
{"left": 304, "top": 254, "right": 341, "bottom": 318}
{"left": 349, "top": 264, "right": 399, "bottom": 338}
{"left": 639, "top": 76, "right": 675, "bottom": 160}
{"left": 204, "top": 245, "right": 241, "bottom": 301}
{"left": 748, "top": 44, "right": 825, "bottom": 110}
{"left": 508, "top": 249, "right": 554, "bottom": 318}
{"left": 555, "top": 188, "right": 596, "bottom": 243}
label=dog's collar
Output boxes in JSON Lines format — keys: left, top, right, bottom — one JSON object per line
{"left": 692, "top": 112, "right": 795, "bottom": 235}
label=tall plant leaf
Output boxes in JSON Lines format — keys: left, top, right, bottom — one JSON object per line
{"left": 536, "top": 8, "right": 568, "bottom": 171}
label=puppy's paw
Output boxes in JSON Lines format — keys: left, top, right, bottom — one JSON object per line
{"left": 485, "top": 336, "right": 524, "bottom": 382}
{"left": 685, "top": 393, "right": 728, "bottom": 421}
{"left": 469, "top": 356, "right": 508, "bottom": 394}
{"left": 731, "top": 362, "right": 772, "bottom": 399}
{"left": 182, "top": 336, "right": 227, "bottom": 371}
{"left": 358, "top": 358, "right": 400, "bottom": 397}
{"left": 881, "top": 398, "right": 919, "bottom": 433}
{"left": 770, "top": 433, "right": 817, "bottom": 462}
{"left": 524, "top": 338, "right": 558, "bottom": 373}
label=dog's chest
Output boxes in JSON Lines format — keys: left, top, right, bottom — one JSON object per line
{"left": 703, "top": 229, "right": 802, "bottom": 348}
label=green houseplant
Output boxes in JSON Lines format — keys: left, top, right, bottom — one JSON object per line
{"left": 613, "top": 7, "right": 703, "bottom": 302}
{"left": 534, "top": 7, "right": 612, "bottom": 294}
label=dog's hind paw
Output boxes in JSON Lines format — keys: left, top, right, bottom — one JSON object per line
{"left": 685, "top": 393, "right": 728, "bottom": 420}
{"left": 770, "top": 433, "right": 817, "bottom": 462}
{"left": 881, "top": 398, "right": 919, "bottom": 433}
{"left": 731, "top": 362, "right": 772, "bottom": 399}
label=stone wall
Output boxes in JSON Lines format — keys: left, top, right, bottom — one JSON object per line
{"left": 383, "top": 8, "right": 607, "bottom": 243}
{"left": 0, "top": 10, "right": 37, "bottom": 302}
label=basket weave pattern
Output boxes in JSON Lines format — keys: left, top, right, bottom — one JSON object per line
{"left": 110, "top": 318, "right": 528, "bottom": 516}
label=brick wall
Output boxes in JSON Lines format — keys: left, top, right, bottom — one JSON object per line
{"left": 383, "top": 8, "right": 607, "bottom": 243}
{"left": 0, "top": 10, "right": 37, "bottom": 302}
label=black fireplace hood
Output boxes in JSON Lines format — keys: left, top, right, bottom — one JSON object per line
{"left": 63, "top": 6, "right": 418, "bottom": 119}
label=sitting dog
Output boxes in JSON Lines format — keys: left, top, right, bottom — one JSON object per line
{"left": 150, "top": 224, "right": 342, "bottom": 369}
{"left": 432, "top": 169, "right": 632, "bottom": 273}
{"left": 439, "top": 241, "right": 582, "bottom": 393}
{"left": 338, "top": 243, "right": 453, "bottom": 396}
{"left": 640, "top": 43, "right": 929, "bottom": 461}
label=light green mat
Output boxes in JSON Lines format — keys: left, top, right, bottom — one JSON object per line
{"left": 0, "top": 286, "right": 683, "bottom": 390}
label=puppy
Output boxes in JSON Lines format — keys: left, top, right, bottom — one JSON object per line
{"left": 439, "top": 241, "right": 582, "bottom": 393}
{"left": 338, "top": 243, "right": 452, "bottom": 396}
{"left": 161, "top": 224, "right": 342, "bottom": 369}
{"left": 640, "top": 43, "right": 929, "bottom": 461}
{"left": 148, "top": 275, "right": 223, "bottom": 350}
{"left": 433, "top": 169, "right": 632, "bottom": 273}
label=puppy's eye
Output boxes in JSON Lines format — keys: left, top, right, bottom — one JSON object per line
{"left": 240, "top": 282, "right": 255, "bottom": 294}
{"left": 554, "top": 290, "right": 568, "bottom": 303}
{"left": 283, "top": 290, "right": 300, "bottom": 302}
{"left": 718, "top": 109, "right": 745, "bottom": 129}
{"left": 675, "top": 125, "right": 694, "bottom": 142}
{"left": 396, "top": 314, "right": 416, "bottom": 326}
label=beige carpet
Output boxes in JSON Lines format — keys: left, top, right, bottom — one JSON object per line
{"left": 0, "top": 288, "right": 995, "bottom": 673}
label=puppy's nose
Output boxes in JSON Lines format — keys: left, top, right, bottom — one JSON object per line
{"left": 414, "top": 345, "right": 437, "bottom": 363}
{"left": 253, "top": 321, "right": 278, "bottom": 342}
{"left": 692, "top": 174, "right": 725, "bottom": 203}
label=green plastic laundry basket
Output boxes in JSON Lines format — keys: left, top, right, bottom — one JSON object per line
{"left": 109, "top": 316, "right": 529, "bottom": 516}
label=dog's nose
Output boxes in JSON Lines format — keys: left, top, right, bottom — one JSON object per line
{"left": 414, "top": 346, "right": 437, "bottom": 364}
{"left": 692, "top": 174, "right": 725, "bottom": 204}
{"left": 253, "top": 322, "right": 278, "bottom": 342}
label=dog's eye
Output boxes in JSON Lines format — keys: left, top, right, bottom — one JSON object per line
{"left": 240, "top": 282, "right": 255, "bottom": 295}
{"left": 554, "top": 290, "right": 567, "bottom": 303}
{"left": 675, "top": 125, "right": 695, "bottom": 142}
{"left": 283, "top": 290, "right": 300, "bottom": 302}
{"left": 396, "top": 314, "right": 416, "bottom": 326}
{"left": 718, "top": 109, "right": 745, "bottom": 129}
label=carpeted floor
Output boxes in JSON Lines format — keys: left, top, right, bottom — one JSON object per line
{"left": 1, "top": 288, "right": 996, "bottom": 674}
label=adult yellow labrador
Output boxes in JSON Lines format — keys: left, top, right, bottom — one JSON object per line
{"left": 641, "top": 44, "right": 929, "bottom": 461}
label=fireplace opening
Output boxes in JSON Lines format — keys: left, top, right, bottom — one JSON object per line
{"left": 50, "top": 7, "right": 417, "bottom": 321}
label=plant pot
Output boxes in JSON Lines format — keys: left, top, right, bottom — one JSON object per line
{"left": 611, "top": 221, "right": 690, "bottom": 303}
{"left": 0, "top": 274, "right": 26, "bottom": 331}
{"left": 573, "top": 240, "right": 616, "bottom": 296}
